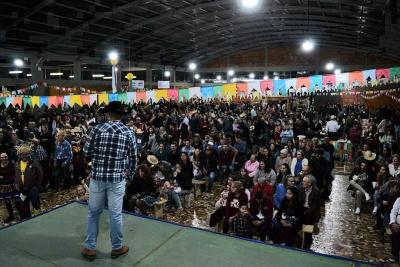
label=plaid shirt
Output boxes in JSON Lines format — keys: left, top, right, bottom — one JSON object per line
{"left": 83, "top": 121, "right": 137, "bottom": 183}
{"left": 55, "top": 139, "right": 73, "bottom": 164}
{"left": 31, "top": 145, "right": 47, "bottom": 161}
{"left": 231, "top": 213, "right": 253, "bottom": 238}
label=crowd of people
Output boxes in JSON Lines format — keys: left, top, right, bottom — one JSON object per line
{"left": 1, "top": 93, "right": 400, "bottom": 260}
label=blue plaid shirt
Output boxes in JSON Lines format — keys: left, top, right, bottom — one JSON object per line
{"left": 83, "top": 121, "right": 137, "bottom": 183}
{"left": 55, "top": 139, "right": 73, "bottom": 164}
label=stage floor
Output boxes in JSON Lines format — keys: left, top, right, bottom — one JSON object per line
{"left": 0, "top": 202, "right": 375, "bottom": 267}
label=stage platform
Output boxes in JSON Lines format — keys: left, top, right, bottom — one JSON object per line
{"left": 0, "top": 202, "right": 375, "bottom": 267}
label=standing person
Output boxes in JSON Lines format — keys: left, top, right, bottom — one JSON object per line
{"left": 0, "top": 152, "right": 16, "bottom": 222}
{"left": 81, "top": 102, "right": 137, "bottom": 261}
{"left": 14, "top": 145, "right": 43, "bottom": 219}
{"left": 54, "top": 130, "right": 73, "bottom": 189}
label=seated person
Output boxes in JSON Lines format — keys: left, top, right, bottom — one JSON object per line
{"left": 244, "top": 154, "right": 260, "bottom": 178}
{"left": 76, "top": 184, "right": 89, "bottom": 202}
{"left": 271, "top": 186, "right": 303, "bottom": 246}
{"left": 249, "top": 191, "right": 273, "bottom": 241}
{"left": 348, "top": 161, "right": 374, "bottom": 214}
{"left": 390, "top": 196, "right": 400, "bottom": 262}
{"left": 124, "top": 165, "right": 158, "bottom": 215}
{"left": 230, "top": 205, "right": 254, "bottom": 239}
{"left": 376, "top": 181, "right": 400, "bottom": 241}
{"left": 252, "top": 176, "right": 273, "bottom": 200}
{"left": 274, "top": 176, "right": 296, "bottom": 209}
{"left": 223, "top": 181, "right": 248, "bottom": 234}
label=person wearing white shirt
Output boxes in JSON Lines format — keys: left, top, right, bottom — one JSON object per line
{"left": 325, "top": 115, "right": 340, "bottom": 140}
{"left": 390, "top": 197, "right": 400, "bottom": 262}
{"left": 389, "top": 155, "right": 400, "bottom": 178}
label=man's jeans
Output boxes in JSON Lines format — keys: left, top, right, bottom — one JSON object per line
{"left": 85, "top": 179, "right": 126, "bottom": 250}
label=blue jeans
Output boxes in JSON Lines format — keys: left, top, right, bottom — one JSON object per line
{"left": 208, "top": 171, "right": 216, "bottom": 189}
{"left": 85, "top": 179, "right": 126, "bottom": 250}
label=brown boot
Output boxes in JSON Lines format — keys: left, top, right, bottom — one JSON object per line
{"left": 81, "top": 248, "right": 96, "bottom": 261}
{"left": 111, "top": 245, "right": 129, "bottom": 259}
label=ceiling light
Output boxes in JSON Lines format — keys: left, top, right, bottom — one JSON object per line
{"left": 69, "top": 75, "right": 74, "bottom": 79}
{"left": 200, "top": 79, "right": 205, "bottom": 84}
{"left": 26, "top": 73, "right": 32, "bottom": 77}
{"left": 228, "top": 69, "right": 235, "bottom": 76}
{"left": 50, "top": 72, "right": 63, "bottom": 76}
{"left": 241, "top": 0, "right": 259, "bottom": 8}
{"left": 14, "top": 58, "right": 24, "bottom": 67}
{"left": 92, "top": 74, "right": 104, "bottom": 78}
{"left": 164, "top": 70, "right": 171, "bottom": 77}
{"left": 274, "top": 76, "right": 279, "bottom": 80}
{"left": 232, "top": 77, "right": 237, "bottom": 83}
{"left": 249, "top": 73, "right": 255, "bottom": 79}
{"left": 334, "top": 69, "right": 342, "bottom": 74}
{"left": 263, "top": 75, "right": 269, "bottom": 80}
{"left": 188, "top": 62, "right": 197, "bottom": 71}
{"left": 301, "top": 39, "right": 315, "bottom": 52}
{"left": 194, "top": 73, "right": 200, "bottom": 79}
{"left": 9, "top": 70, "right": 22, "bottom": 74}
{"left": 103, "top": 76, "right": 112, "bottom": 80}
{"left": 216, "top": 75, "right": 222, "bottom": 80}
{"left": 325, "top": 62, "right": 335, "bottom": 71}
{"left": 108, "top": 51, "right": 119, "bottom": 61}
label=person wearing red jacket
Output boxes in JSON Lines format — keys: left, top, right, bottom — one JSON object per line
{"left": 252, "top": 176, "right": 273, "bottom": 200}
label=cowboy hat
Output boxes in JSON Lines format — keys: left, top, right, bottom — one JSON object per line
{"left": 240, "top": 112, "right": 247, "bottom": 118}
{"left": 99, "top": 101, "right": 125, "bottom": 115}
{"left": 136, "top": 128, "right": 144, "bottom": 134}
{"left": 31, "top": 137, "right": 40, "bottom": 144}
{"left": 363, "top": 150, "right": 376, "bottom": 161}
{"left": 147, "top": 155, "right": 159, "bottom": 165}
{"left": 330, "top": 115, "right": 336, "bottom": 120}
{"left": 17, "top": 144, "right": 32, "bottom": 155}
{"left": 297, "top": 135, "right": 306, "bottom": 141}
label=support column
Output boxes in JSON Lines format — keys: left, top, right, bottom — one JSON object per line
{"left": 117, "top": 65, "right": 121, "bottom": 91}
{"left": 30, "top": 54, "right": 43, "bottom": 82}
{"left": 264, "top": 47, "right": 269, "bottom": 77}
{"left": 73, "top": 60, "right": 81, "bottom": 86}
{"left": 30, "top": 54, "right": 45, "bottom": 95}
{"left": 146, "top": 67, "right": 152, "bottom": 89}
{"left": 172, "top": 69, "right": 176, "bottom": 86}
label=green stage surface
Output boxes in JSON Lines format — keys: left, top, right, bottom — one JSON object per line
{"left": 0, "top": 202, "right": 375, "bottom": 267}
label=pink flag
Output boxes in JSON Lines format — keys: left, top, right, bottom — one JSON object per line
{"left": 323, "top": 74, "right": 336, "bottom": 86}
{"left": 168, "top": 89, "right": 179, "bottom": 101}
{"left": 376, "top": 68, "right": 390, "bottom": 79}
{"left": 136, "top": 91, "right": 146, "bottom": 103}
{"left": 261, "top": 80, "right": 273, "bottom": 94}
{"left": 81, "top": 95, "right": 90, "bottom": 106}
{"left": 349, "top": 71, "right": 364, "bottom": 87}
{"left": 296, "top": 77, "right": 310, "bottom": 90}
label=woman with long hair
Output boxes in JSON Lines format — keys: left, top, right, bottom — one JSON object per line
{"left": 272, "top": 186, "right": 303, "bottom": 246}
{"left": 276, "top": 163, "right": 290, "bottom": 184}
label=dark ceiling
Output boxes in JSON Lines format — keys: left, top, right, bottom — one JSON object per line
{"left": 0, "top": 0, "right": 398, "bottom": 67}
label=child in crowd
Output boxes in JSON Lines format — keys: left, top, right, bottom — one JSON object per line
{"left": 230, "top": 205, "right": 254, "bottom": 239}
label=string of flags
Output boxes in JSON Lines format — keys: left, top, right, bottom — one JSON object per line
{"left": 0, "top": 86, "right": 398, "bottom": 109}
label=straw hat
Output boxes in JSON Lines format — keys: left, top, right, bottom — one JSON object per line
{"left": 240, "top": 112, "right": 247, "bottom": 118}
{"left": 363, "top": 150, "right": 376, "bottom": 161}
{"left": 330, "top": 115, "right": 336, "bottom": 120}
{"left": 297, "top": 135, "right": 306, "bottom": 141}
{"left": 71, "top": 127, "right": 82, "bottom": 133}
{"left": 17, "top": 144, "right": 33, "bottom": 155}
{"left": 136, "top": 128, "right": 144, "bottom": 134}
{"left": 147, "top": 155, "right": 159, "bottom": 165}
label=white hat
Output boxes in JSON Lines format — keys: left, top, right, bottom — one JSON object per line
{"left": 330, "top": 115, "right": 336, "bottom": 120}
{"left": 280, "top": 149, "right": 288, "bottom": 155}
{"left": 207, "top": 141, "right": 214, "bottom": 146}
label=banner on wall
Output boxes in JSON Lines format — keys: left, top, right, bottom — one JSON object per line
{"left": 131, "top": 80, "right": 145, "bottom": 89}
{"left": 158, "top": 81, "right": 170, "bottom": 89}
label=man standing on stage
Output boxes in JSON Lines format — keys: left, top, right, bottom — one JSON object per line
{"left": 81, "top": 101, "right": 137, "bottom": 260}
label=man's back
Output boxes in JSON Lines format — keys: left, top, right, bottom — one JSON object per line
{"left": 84, "top": 121, "right": 136, "bottom": 183}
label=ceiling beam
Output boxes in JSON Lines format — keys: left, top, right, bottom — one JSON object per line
{"left": 1, "top": 0, "right": 56, "bottom": 33}
{"left": 44, "top": 0, "right": 145, "bottom": 51}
